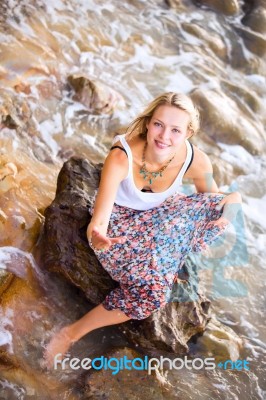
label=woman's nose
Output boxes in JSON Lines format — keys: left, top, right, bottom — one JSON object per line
{"left": 159, "top": 128, "right": 171, "bottom": 140}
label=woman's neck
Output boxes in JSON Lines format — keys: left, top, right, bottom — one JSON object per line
{"left": 144, "top": 141, "right": 185, "bottom": 169}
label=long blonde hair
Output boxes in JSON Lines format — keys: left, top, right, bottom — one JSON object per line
{"left": 125, "top": 92, "right": 200, "bottom": 140}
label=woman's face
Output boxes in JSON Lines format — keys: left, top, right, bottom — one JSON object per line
{"left": 146, "top": 105, "right": 191, "bottom": 154}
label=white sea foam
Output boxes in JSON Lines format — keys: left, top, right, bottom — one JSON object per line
{"left": 218, "top": 143, "right": 257, "bottom": 174}
{"left": 0, "top": 246, "right": 38, "bottom": 278}
{"left": 0, "top": 308, "right": 14, "bottom": 353}
{"left": 246, "top": 75, "right": 266, "bottom": 86}
{"left": 242, "top": 196, "right": 266, "bottom": 231}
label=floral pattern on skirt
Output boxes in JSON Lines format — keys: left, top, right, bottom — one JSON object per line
{"left": 89, "top": 192, "right": 228, "bottom": 320}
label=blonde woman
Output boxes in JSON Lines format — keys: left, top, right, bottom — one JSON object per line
{"left": 44, "top": 92, "right": 241, "bottom": 367}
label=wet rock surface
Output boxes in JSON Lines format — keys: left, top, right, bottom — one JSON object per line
{"left": 122, "top": 293, "right": 211, "bottom": 356}
{"left": 181, "top": 22, "right": 227, "bottom": 60}
{"left": 193, "top": 0, "right": 240, "bottom": 15}
{"left": 242, "top": 6, "right": 266, "bottom": 34}
{"left": 195, "top": 316, "right": 242, "bottom": 362}
{"left": 191, "top": 88, "right": 266, "bottom": 155}
{"left": 38, "top": 157, "right": 118, "bottom": 305}
{"left": 67, "top": 75, "right": 125, "bottom": 114}
{"left": 0, "top": 270, "right": 14, "bottom": 298}
{"left": 0, "top": 96, "right": 33, "bottom": 132}
{"left": 234, "top": 25, "right": 266, "bottom": 57}
{"left": 85, "top": 347, "right": 166, "bottom": 400}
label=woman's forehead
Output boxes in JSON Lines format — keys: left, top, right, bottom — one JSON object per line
{"left": 152, "top": 105, "right": 190, "bottom": 125}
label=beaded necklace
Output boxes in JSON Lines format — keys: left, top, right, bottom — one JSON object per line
{"left": 139, "top": 141, "right": 176, "bottom": 185}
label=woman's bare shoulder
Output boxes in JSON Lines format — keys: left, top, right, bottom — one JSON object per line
{"left": 112, "top": 139, "right": 124, "bottom": 148}
{"left": 185, "top": 144, "right": 213, "bottom": 179}
{"left": 107, "top": 140, "right": 129, "bottom": 178}
{"left": 192, "top": 144, "right": 210, "bottom": 163}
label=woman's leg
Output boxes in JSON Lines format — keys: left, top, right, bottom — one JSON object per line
{"left": 44, "top": 304, "right": 131, "bottom": 367}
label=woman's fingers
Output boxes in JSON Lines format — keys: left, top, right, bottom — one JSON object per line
{"left": 91, "top": 229, "right": 111, "bottom": 250}
{"left": 90, "top": 227, "right": 127, "bottom": 251}
{"left": 92, "top": 229, "right": 109, "bottom": 243}
{"left": 212, "top": 217, "right": 230, "bottom": 228}
{"left": 110, "top": 236, "right": 127, "bottom": 244}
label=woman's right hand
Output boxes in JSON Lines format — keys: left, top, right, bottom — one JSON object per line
{"left": 87, "top": 225, "right": 127, "bottom": 252}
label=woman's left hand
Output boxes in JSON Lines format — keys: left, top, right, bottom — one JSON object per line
{"left": 213, "top": 191, "right": 242, "bottom": 227}
{"left": 89, "top": 226, "right": 127, "bottom": 252}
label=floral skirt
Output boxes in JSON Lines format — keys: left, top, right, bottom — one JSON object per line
{"left": 89, "top": 192, "right": 228, "bottom": 320}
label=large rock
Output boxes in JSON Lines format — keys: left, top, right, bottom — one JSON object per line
{"left": 67, "top": 75, "right": 125, "bottom": 114}
{"left": 243, "top": 0, "right": 266, "bottom": 13}
{"left": 39, "top": 158, "right": 213, "bottom": 354}
{"left": 242, "top": 6, "right": 266, "bottom": 34}
{"left": 191, "top": 88, "right": 266, "bottom": 155}
{"left": 0, "top": 269, "right": 14, "bottom": 298}
{"left": 193, "top": 0, "right": 240, "bottom": 15}
{"left": 121, "top": 259, "right": 212, "bottom": 354}
{"left": 0, "top": 96, "right": 33, "bottom": 132}
{"left": 196, "top": 316, "right": 242, "bottom": 361}
{"left": 234, "top": 25, "right": 266, "bottom": 57}
{"left": 239, "top": 0, "right": 266, "bottom": 53}
{"left": 85, "top": 347, "right": 166, "bottom": 399}
{"left": 122, "top": 294, "right": 211, "bottom": 355}
{"left": 181, "top": 22, "right": 227, "bottom": 60}
{"left": 39, "top": 157, "right": 118, "bottom": 305}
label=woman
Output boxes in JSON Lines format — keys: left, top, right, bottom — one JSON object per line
{"left": 44, "top": 92, "right": 241, "bottom": 367}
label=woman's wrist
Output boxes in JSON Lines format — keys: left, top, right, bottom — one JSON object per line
{"left": 87, "top": 221, "right": 99, "bottom": 240}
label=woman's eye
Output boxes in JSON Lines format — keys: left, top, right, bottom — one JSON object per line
{"left": 154, "top": 122, "right": 162, "bottom": 127}
{"left": 173, "top": 129, "right": 181, "bottom": 134}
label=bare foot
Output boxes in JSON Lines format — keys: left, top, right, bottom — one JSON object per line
{"left": 173, "top": 273, "right": 178, "bottom": 284}
{"left": 44, "top": 327, "right": 74, "bottom": 369}
{"left": 173, "top": 273, "right": 188, "bottom": 285}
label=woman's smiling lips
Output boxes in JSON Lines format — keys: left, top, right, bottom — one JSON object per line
{"left": 155, "top": 140, "right": 170, "bottom": 149}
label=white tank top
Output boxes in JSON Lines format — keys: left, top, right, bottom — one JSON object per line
{"left": 112, "top": 134, "right": 193, "bottom": 211}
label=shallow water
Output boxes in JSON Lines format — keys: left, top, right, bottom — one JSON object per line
{"left": 0, "top": 0, "right": 265, "bottom": 398}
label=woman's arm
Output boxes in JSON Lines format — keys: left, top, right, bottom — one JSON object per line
{"left": 189, "top": 148, "right": 242, "bottom": 224}
{"left": 87, "top": 148, "right": 128, "bottom": 249}
{"left": 188, "top": 149, "right": 219, "bottom": 193}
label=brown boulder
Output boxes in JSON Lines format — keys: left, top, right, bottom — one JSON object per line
{"left": 193, "top": 0, "right": 240, "bottom": 15}
{"left": 38, "top": 158, "right": 118, "bottom": 305}
{"left": 164, "top": 0, "right": 183, "bottom": 8}
{"left": 228, "top": 34, "right": 263, "bottom": 74}
{"left": 196, "top": 316, "right": 242, "bottom": 361}
{"left": 181, "top": 22, "right": 227, "bottom": 60}
{"left": 235, "top": 25, "right": 266, "bottom": 57}
{"left": 67, "top": 75, "right": 125, "bottom": 114}
{"left": 220, "top": 79, "right": 262, "bottom": 114}
{"left": 0, "top": 96, "right": 33, "bottom": 132}
{"left": 0, "top": 270, "right": 14, "bottom": 298}
{"left": 191, "top": 88, "right": 265, "bottom": 155}
{"left": 122, "top": 291, "right": 211, "bottom": 355}
{"left": 242, "top": 6, "right": 266, "bottom": 34}
{"left": 85, "top": 347, "right": 166, "bottom": 399}
{"left": 243, "top": 0, "right": 266, "bottom": 12}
